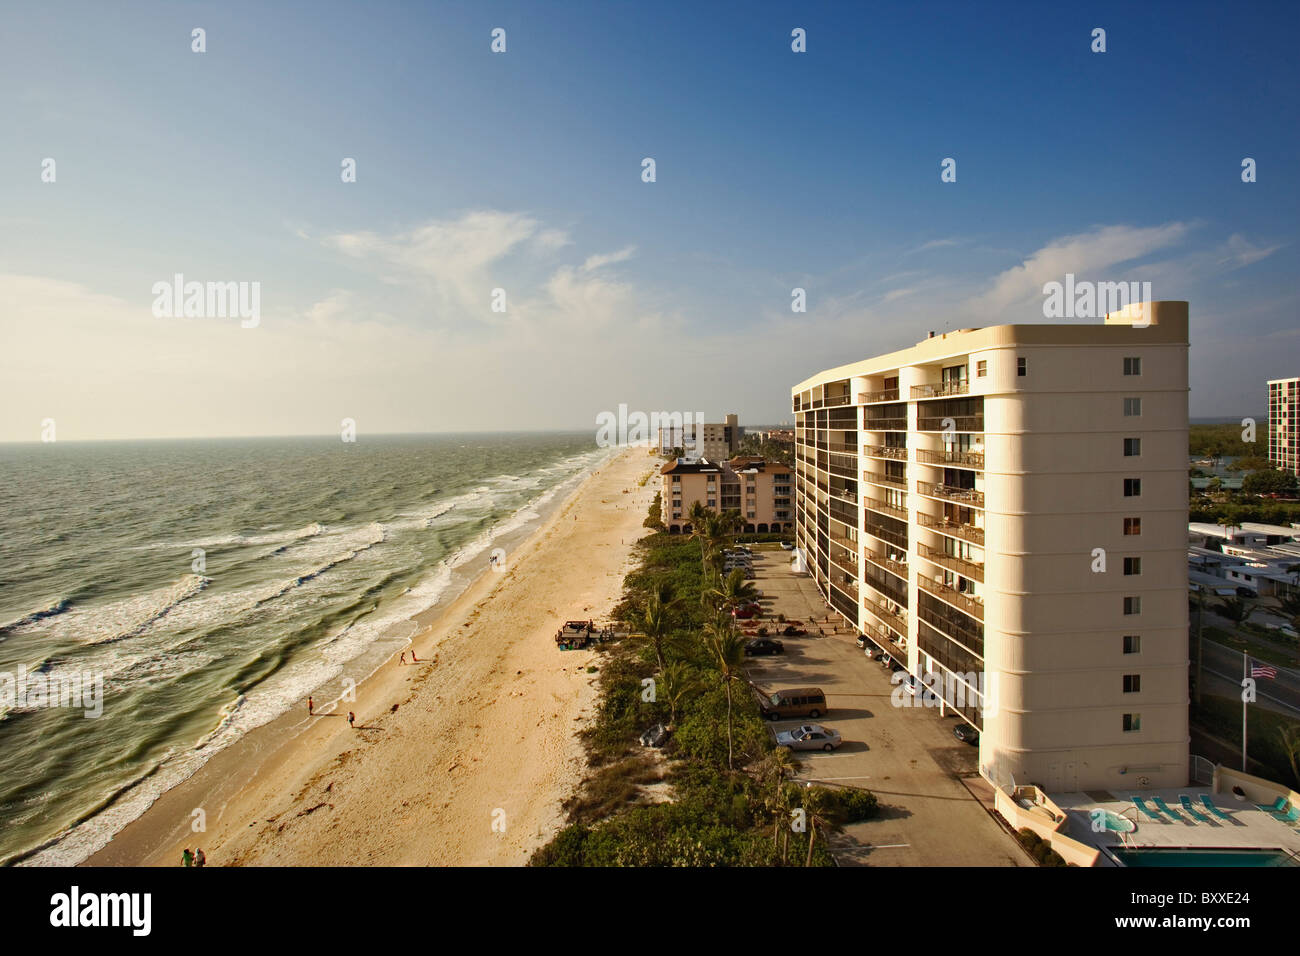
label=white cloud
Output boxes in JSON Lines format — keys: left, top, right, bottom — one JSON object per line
{"left": 581, "top": 246, "right": 636, "bottom": 272}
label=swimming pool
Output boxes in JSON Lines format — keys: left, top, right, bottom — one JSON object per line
{"left": 1113, "top": 847, "right": 1300, "bottom": 867}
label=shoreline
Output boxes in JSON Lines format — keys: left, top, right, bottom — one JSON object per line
{"left": 84, "top": 445, "right": 655, "bottom": 866}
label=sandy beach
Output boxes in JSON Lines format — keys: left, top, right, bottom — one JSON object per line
{"left": 86, "top": 446, "right": 657, "bottom": 867}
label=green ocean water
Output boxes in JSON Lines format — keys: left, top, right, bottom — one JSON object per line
{"left": 0, "top": 432, "right": 607, "bottom": 865}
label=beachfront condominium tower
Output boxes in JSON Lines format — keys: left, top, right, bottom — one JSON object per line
{"left": 1268, "top": 377, "right": 1300, "bottom": 477}
{"left": 791, "top": 302, "right": 1190, "bottom": 793}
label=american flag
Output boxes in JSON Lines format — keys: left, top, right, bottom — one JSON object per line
{"left": 1251, "top": 660, "right": 1278, "bottom": 679}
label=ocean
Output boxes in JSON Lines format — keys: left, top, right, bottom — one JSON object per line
{"left": 0, "top": 432, "right": 610, "bottom": 865}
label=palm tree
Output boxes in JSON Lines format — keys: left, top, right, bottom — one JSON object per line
{"left": 1278, "top": 725, "right": 1300, "bottom": 788}
{"left": 799, "top": 785, "right": 842, "bottom": 867}
{"left": 1217, "top": 595, "right": 1254, "bottom": 628}
{"left": 659, "top": 660, "right": 700, "bottom": 727}
{"left": 704, "top": 610, "right": 748, "bottom": 771}
{"left": 640, "top": 593, "right": 673, "bottom": 672}
{"left": 754, "top": 747, "right": 800, "bottom": 853}
{"left": 709, "top": 567, "right": 759, "bottom": 611}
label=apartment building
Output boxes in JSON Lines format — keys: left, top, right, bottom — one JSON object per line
{"left": 657, "top": 413, "right": 742, "bottom": 460}
{"left": 791, "top": 301, "right": 1190, "bottom": 793}
{"left": 1268, "top": 377, "right": 1299, "bottom": 477}
{"left": 661, "top": 456, "right": 793, "bottom": 534}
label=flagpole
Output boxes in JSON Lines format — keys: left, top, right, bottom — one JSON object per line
{"left": 1242, "top": 650, "right": 1248, "bottom": 772}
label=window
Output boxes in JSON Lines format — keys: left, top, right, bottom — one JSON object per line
{"left": 671, "top": 475, "right": 681, "bottom": 483}
{"left": 1124, "top": 596, "right": 1142, "bottom": 615}
{"left": 1123, "top": 674, "right": 1141, "bottom": 693}
{"left": 976, "top": 360, "right": 988, "bottom": 377}
{"left": 1123, "top": 397, "right": 1142, "bottom": 416}
{"left": 1123, "top": 713, "right": 1142, "bottom": 732}
{"left": 1123, "top": 517, "right": 1142, "bottom": 535}
{"left": 1123, "top": 635, "right": 1142, "bottom": 654}
{"left": 1124, "top": 438, "right": 1141, "bottom": 457}
{"left": 1017, "top": 357, "right": 1027, "bottom": 377}
{"left": 1124, "top": 557, "right": 1142, "bottom": 576}
{"left": 1123, "top": 356, "right": 1142, "bottom": 376}
{"left": 1124, "top": 478, "right": 1142, "bottom": 497}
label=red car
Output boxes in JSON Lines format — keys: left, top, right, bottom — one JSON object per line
{"left": 731, "top": 602, "right": 762, "bottom": 620}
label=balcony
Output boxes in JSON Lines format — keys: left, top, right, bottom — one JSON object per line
{"left": 863, "top": 496, "right": 908, "bottom": 520}
{"left": 915, "top": 447, "right": 984, "bottom": 470}
{"left": 830, "top": 487, "right": 858, "bottom": 505}
{"left": 863, "top": 595, "right": 907, "bottom": 637}
{"left": 862, "top": 444, "right": 908, "bottom": 461}
{"left": 864, "top": 548, "right": 908, "bottom": 581}
{"left": 858, "top": 388, "right": 901, "bottom": 404}
{"left": 917, "top": 575, "right": 985, "bottom": 620}
{"left": 861, "top": 618, "right": 907, "bottom": 653}
{"left": 912, "top": 381, "right": 970, "bottom": 399}
{"left": 915, "top": 480, "right": 984, "bottom": 509}
{"left": 917, "top": 415, "right": 983, "bottom": 432}
{"left": 863, "top": 470, "right": 907, "bottom": 490}
{"left": 829, "top": 545, "right": 858, "bottom": 574}
{"left": 915, "top": 541, "right": 984, "bottom": 583}
{"left": 917, "top": 511, "right": 985, "bottom": 545}
{"left": 864, "top": 417, "right": 908, "bottom": 431}
{"left": 827, "top": 441, "right": 858, "bottom": 453}
{"left": 864, "top": 519, "right": 908, "bottom": 549}
{"left": 830, "top": 578, "right": 859, "bottom": 602}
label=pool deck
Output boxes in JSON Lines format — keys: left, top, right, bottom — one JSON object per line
{"left": 1051, "top": 786, "right": 1300, "bottom": 863}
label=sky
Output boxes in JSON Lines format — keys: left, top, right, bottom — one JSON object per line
{"left": 1, "top": 0, "right": 1296, "bottom": 441}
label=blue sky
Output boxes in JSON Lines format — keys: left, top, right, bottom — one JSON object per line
{"left": 1, "top": 0, "right": 1296, "bottom": 440}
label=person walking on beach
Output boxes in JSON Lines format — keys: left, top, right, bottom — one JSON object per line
{"left": 181, "top": 848, "right": 194, "bottom": 867}
{"left": 348, "top": 711, "right": 356, "bottom": 729}
{"left": 399, "top": 652, "right": 406, "bottom": 665}
{"left": 195, "top": 848, "right": 206, "bottom": 868}
{"left": 308, "top": 696, "right": 314, "bottom": 716}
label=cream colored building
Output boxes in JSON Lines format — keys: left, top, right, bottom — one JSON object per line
{"left": 1268, "top": 377, "right": 1299, "bottom": 477}
{"left": 791, "top": 301, "right": 1190, "bottom": 793}
{"left": 661, "top": 456, "right": 793, "bottom": 534}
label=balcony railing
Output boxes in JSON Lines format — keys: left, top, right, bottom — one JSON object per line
{"left": 917, "top": 511, "right": 985, "bottom": 545}
{"left": 858, "top": 388, "right": 901, "bottom": 404}
{"left": 915, "top": 480, "right": 985, "bottom": 509}
{"left": 912, "top": 381, "right": 970, "bottom": 399}
{"left": 915, "top": 447, "right": 985, "bottom": 469}
{"left": 863, "top": 595, "right": 907, "bottom": 636}
{"left": 917, "top": 415, "right": 983, "bottom": 432}
{"left": 864, "top": 471, "right": 907, "bottom": 490}
{"left": 915, "top": 541, "right": 984, "bottom": 583}
{"left": 863, "top": 496, "right": 908, "bottom": 520}
{"left": 827, "top": 441, "right": 858, "bottom": 453}
{"left": 861, "top": 618, "right": 904, "bottom": 652}
{"left": 864, "top": 549, "right": 908, "bottom": 580}
{"left": 864, "top": 520, "right": 908, "bottom": 549}
{"left": 917, "top": 575, "right": 985, "bottom": 620}
{"left": 830, "top": 578, "right": 859, "bottom": 602}
{"left": 864, "top": 417, "right": 908, "bottom": 430}
{"left": 862, "top": 444, "right": 908, "bottom": 461}
{"left": 830, "top": 487, "right": 858, "bottom": 504}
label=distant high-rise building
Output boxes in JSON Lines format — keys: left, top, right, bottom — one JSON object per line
{"left": 791, "top": 301, "right": 1190, "bottom": 793}
{"left": 657, "top": 413, "right": 741, "bottom": 460}
{"left": 1268, "top": 377, "right": 1299, "bottom": 477}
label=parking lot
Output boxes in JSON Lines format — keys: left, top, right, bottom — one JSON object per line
{"left": 739, "top": 544, "right": 1024, "bottom": 866}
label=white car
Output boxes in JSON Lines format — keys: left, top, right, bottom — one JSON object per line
{"left": 775, "top": 723, "right": 843, "bottom": 752}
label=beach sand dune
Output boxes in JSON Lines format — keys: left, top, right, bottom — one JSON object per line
{"left": 88, "top": 447, "right": 656, "bottom": 867}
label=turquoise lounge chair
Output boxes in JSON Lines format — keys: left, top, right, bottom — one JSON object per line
{"left": 1255, "top": 797, "right": 1300, "bottom": 823}
{"left": 1152, "top": 796, "right": 1189, "bottom": 823}
{"left": 1132, "top": 796, "right": 1167, "bottom": 823}
{"left": 1199, "top": 794, "right": 1234, "bottom": 821}
{"left": 1179, "top": 794, "right": 1212, "bottom": 823}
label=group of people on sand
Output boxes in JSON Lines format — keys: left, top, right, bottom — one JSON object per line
{"left": 181, "top": 847, "right": 206, "bottom": 867}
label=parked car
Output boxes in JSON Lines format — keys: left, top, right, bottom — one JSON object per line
{"left": 854, "top": 634, "right": 870, "bottom": 648}
{"left": 744, "top": 637, "right": 785, "bottom": 656}
{"left": 775, "top": 723, "right": 843, "bottom": 752}
{"left": 732, "top": 602, "right": 762, "bottom": 620}
{"left": 1235, "top": 586, "right": 1258, "bottom": 597}
{"left": 757, "top": 687, "right": 827, "bottom": 721}
{"left": 780, "top": 541, "right": 795, "bottom": 550}
{"left": 953, "top": 722, "right": 979, "bottom": 745}
{"left": 868, "top": 650, "right": 887, "bottom": 663}
{"left": 780, "top": 624, "right": 807, "bottom": 637}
